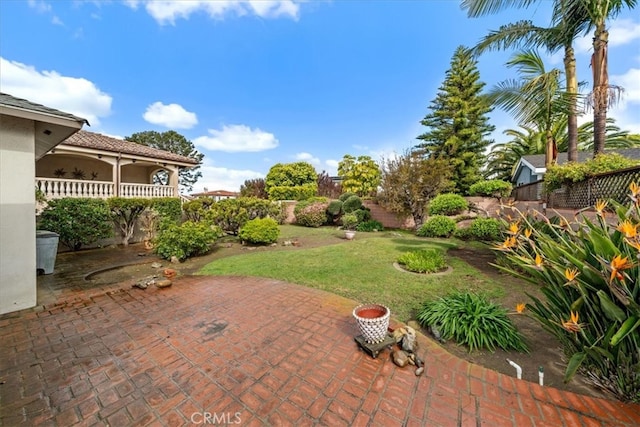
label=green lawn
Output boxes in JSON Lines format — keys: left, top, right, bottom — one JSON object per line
{"left": 198, "top": 225, "right": 504, "bottom": 321}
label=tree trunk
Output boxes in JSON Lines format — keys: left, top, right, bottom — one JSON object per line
{"left": 545, "top": 131, "right": 557, "bottom": 167}
{"left": 592, "top": 24, "right": 609, "bottom": 156}
{"left": 564, "top": 44, "right": 579, "bottom": 162}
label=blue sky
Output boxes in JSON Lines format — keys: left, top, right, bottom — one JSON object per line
{"left": 1, "top": 1, "right": 639, "bottom": 193}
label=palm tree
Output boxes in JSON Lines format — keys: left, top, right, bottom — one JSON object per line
{"left": 485, "top": 126, "right": 544, "bottom": 180}
{"left": 488, "top": 50, "right": 569, "bottom": 167}
{"left": 568, "top": 0, "right": 637, "bottom": 155}
{"left": 463, "top": 0, "right": 589, "bottom": 163}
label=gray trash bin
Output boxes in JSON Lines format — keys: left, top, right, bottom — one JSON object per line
{"left": 36, "top": 230, "right": 60, "bottom": 274}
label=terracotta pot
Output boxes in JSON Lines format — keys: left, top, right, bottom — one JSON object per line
{"left": 353, "top": 304, "right": 390, "bottom": 343}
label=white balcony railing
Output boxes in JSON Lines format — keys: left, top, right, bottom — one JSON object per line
{"left": 37, "top": 178, "right": 115, "bottom": 199}
{"left": 120, "top": 183, "right": 175, "bottom": 198}
{"left": 36, "top": 178, "right": 175, "bottom": 199}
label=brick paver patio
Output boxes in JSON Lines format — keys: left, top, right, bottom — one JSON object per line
{"left": 2, "top": 272, "right": 639, "bottom": 426}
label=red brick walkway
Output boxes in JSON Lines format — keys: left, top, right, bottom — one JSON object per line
{"left": 1, "top": 276, "right": 639, "bottom": 426}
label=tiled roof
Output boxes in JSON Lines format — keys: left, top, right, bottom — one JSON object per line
{"left": 0, "top": 92, "right": 88, "bottom": 124}
{"left": 522, "top": 148, "right": 640, "bottom": 169}
{"left": 63, "top": 130, "right": 199, "bottom": 165}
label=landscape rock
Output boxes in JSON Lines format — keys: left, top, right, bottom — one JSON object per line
{"left": 151, "top": 262, "right": 162, "bottom": 268}
{"left": 155, "top": 279, "right": 172, "bottom": 288}
{"left": 392, "top": 349, "right": 409, "bottom": 367}
{"left": 170, "top": 256, "right": 180, "bottom": 264}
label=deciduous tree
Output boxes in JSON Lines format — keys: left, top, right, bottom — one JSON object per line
{"left": 265, "top": 162, "right": 318, "bottom": 200}
{"left": 337, "top": 155, "right": 381, "bottom": 197}
{"left": 378, "top": 151, "right": 453, "bottom": 228}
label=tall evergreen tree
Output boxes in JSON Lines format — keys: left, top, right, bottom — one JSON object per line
{"left": 415, "top": 46, "right": 495, "bottom": 195}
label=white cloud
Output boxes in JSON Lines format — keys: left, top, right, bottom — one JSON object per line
{"left": 294, "top": 152, "right": 320, "bottom": 165}
{"left": 51, "top": 15, "right": 64, "bottom": 26}
{"left": 193, "top": 124, "right": 279, "bottom": 152}
{"left": 143, "top": 101, "right": 198, "bottom": 129}
{"left": 575, "top": 18, "right": 640, "bottom": 53}
{"left": 0, "top": 57, "right": 112, "bottom": 126}
{"left": 194, "top": 164, "right": 264, "bottom": 193}
{"left": 612, "top": 68, "right": 640, "bottom": 103}
{"left": 27, "top": 0, "right": 51, "bottom": 14}
{"left": 125, "top": 0, "right": 300, "bottom": 25}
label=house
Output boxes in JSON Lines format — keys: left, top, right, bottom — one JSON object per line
{"left": 512, "top": 149, "right": 640, "bottom": 185}
{"left": 0, "top": 92, "right": 87, "bottom": 315}
{"left": 191, "top": 189, "right": 239, "bottom": 201}
{"left": 36, "top": 130, "right": 199, "bottom": 201}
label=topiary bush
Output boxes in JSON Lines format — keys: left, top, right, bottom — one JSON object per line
{"left": 455, "top": 218, "right": 502, "bottom": 241}
{"left": 397, "top": 249, "right": 446, "bottom": 273}
{"left": 339, "top": 192, "right": 357, "bottom": 202}
{"left": 428, "top": 193, "right": 469, "bottom": 216}
{"left": 154, "top": 221, "right": 222, "bottom": 261}
{"left": 417, "top": 216, "right": 456, "bottom": 238}
{"left": 356, "top": 220, "right": 384, "bottom": 232}
{"left": 38, "top": 198, "right": 113, "bottom": 251}
{"left": 295, "top": 201, "right": 330, "bottom": 227}
{"left": 469, "top": 180, "right": 513, "bottom": 199}
{"left": 205, "top": 198, "right": 249, "bottom": 235}
{"left": 239, "top": 217, "right": 280, "bottom": 245}
{"left": 151, "top": 198, "right": 182, "bottom": 228}
{"left": 342, "top": 195, "right": 363, "bottom": 213}
{"left": 417, "top": 292, "right": 528, "bottom": 353}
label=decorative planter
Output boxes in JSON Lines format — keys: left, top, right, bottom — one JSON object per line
{"left": 345, "top": 230, "right": 356, "bottom": 240}
{"left": 353, "top": 304, "right": 390, "bottom": 344}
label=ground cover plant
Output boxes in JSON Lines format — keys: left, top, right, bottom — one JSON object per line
{"left": 417, "top": 292, "right": 528, "bottom": 353}
{"left": 397, "top": 249, "right": 447, "bottom": 273}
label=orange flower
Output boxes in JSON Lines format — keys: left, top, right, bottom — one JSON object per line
{"left": 630, "top": 182, "right": 640, "bottom": 198}
{"left": 562, "top": 311, "right": 584, "bottom": 333}
{"left": 508, "top": 222, "right": 520, "bottom": 235}
{"left": 595, "top": 199, "right": 608, "bottom": 217}
{"left": 515, "top": 303, "right": 526, "bottom": 314}
{"left": 609, "top": 255, "right": 634, "bottom": 283}
{"left": 524, "top": 228, "right": 532, "bottom": 239}
{"left": 496, "top": 236, "right": 517, "bottom": 250}
{"left": 534, "top": 253, "right": 543, "bottom": 269}
{"left": 564, "top": 268, "right": 579, "bottom": 284}
{"left": 617, "top": 220, "right": 638, "bottom": 238}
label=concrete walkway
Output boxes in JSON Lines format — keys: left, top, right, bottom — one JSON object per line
{"left": 1, "top": 247, "right": 639, "bottom": 426}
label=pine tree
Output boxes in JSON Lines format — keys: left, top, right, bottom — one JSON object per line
{"left": 415, "top": 46, "right": 495, "bottom": 195}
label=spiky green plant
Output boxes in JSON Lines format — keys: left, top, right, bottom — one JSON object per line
{"left": 417, "top": 292, "right": 528, "bottom": 353}
{"left": 494, "top": 184, "right": 640, "bottom": 402}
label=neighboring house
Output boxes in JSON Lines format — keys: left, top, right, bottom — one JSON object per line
{"left": 36, "top": 130, "right": 199, "bottom": 201}
{"left": 191, "top": 189, "right": 239, "bottom": 201}
{"left": 0, "top": 92, "right": 87, "bottom": 315}
{"left": 512, "top": 149, "right": 640, "bottom": 186}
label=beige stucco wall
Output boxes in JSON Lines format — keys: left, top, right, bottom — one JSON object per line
{"left": 0, "top": 115, "right": 37, "bottom": 314}
{"left": 37, "top": 154, "right": 113, "bottom": 181}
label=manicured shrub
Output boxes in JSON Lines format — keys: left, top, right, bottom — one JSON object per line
{"left": 428, "top": 193, "right": 469, "bottom": 216}
{"left": 455, "top": 218, "right": 502, "bottom": 241}
{"left": 417, "top": 216, "right": 456, "bottom": 238}
{"left": 353, "top": 208, "right": 372, "bottom": 223}
{"left": 205, "top": 199, "right": 249, "bottom": 235}
{"left": 183, "top": 198, "right": 214, "bottom": 222}
{"left": 295, "top": 202, "right": 330, "bottom": 227}
{"left": 339, "top": 192, "right": 357, "bottom": 202}
{"left": 239, "top": 218, "right": 280, "bottom": 245}
{"left": 154, "top": 221, "right": 221, "bottom": 261}
{"left": 326, "top": 200, "right": 344, "bottom": 224}
{"left": 356, "top": 220, "right": 384, "bottom": 232}
{"left": 39, "top": 198, "right": 113, "bottom": 251}
{"left": 242, "top": 197, "right": 285, "bottom": 224}
{"left": 268, "top": 183, "right": 318, "bottom": 201}
{"left": 341, "top": 212, "right": 359, "bottom": 230}
{"left": 342, "top": 195, "right": 363, "bottom": 213}
{"left": 469, "top": 180, "right": 513, "bottom": 199}
{"left": 152, "top": 198, "right": 182, "bottom": 227}
{"left": 108, "top": 197, "right": 151, "bottom": 246}
{"left": 495, "top": 184, "right": 640, "bottom": 401}
{"left": 417, "top": 292, "right": 528, "bottom": 352}
{"left": 397, "top": 249, "right": 446, "bottom": 273}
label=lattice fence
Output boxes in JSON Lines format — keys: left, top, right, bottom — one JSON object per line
{"left": 548, "top": 166, "right": 640, "bottom": 209}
